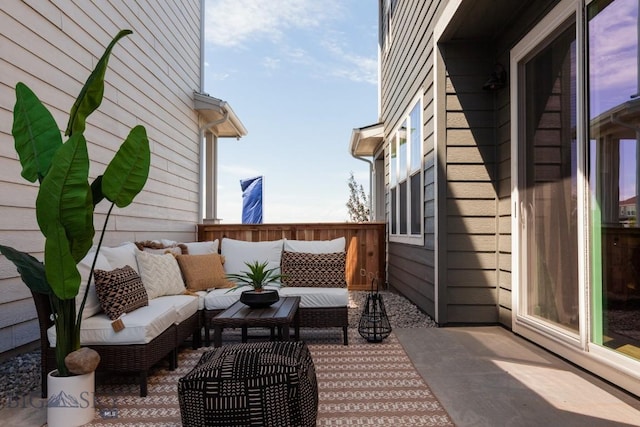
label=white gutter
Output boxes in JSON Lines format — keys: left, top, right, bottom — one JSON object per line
{"left": 200, "top": 0, "right": 205, "bottom": 92}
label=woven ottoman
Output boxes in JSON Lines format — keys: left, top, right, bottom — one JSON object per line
{"left": 178, "top": 341, "right": 318, "bottom": 427}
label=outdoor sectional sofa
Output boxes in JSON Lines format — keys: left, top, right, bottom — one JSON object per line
{"left": 199, "top": 237, "right": 350, "bottom": 347}
{"left": 34, "top": 241, "right": 205, "bottom": 398}
{"left": 32, "top": 236, "right": 349, "bottom": 398}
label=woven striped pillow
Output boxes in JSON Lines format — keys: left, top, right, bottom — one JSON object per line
{"left": 280, "top": 251, "right": 346, "bottom": 288}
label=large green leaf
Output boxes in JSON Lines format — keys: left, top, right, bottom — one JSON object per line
{"left": 65, "top": 29, "right": 133, "bottom": 136}
{"left": 102, "top": 125, "right": 150, "bottom": 207}
{"left": 36, "top": 134, "right": 94, "bottom": 263}
{"left": 44, "top": 222, "right": 81, "bottom": 300}
{"left": 90, "top": 175, "right": 105, "bottom": 206}
{"left": 12, "top": 83, "right": 63, "bottom": 183}
{"left": 0, "top": 244, "right": 50, "bottom": 295}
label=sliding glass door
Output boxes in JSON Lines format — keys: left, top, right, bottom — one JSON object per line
{"left": 588, "top": 0, "right": 640, "bottom": 362}
{"left": 514, "top": 6, "right": 580, "bottom": 338}
{"left": 511, "top": 0, "right": 640, "bottom": 395}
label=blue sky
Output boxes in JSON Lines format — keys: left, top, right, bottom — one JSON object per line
{"left": 203, "top": 0, "right": 378, "bottom": 223}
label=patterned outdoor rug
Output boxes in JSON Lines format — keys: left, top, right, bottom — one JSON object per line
{"left": 86, "top": 329, "right": 454, "bottom": 426}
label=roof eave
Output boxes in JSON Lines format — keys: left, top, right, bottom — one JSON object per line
{"left": 350, "top": 123, "right": 384, "bottom": 157}
{"left": 194, "top": 92, "right": 248, "bottom": 138}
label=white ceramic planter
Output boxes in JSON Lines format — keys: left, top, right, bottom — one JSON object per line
{"left": 47, "top": 370, "right": 95, "bottom": 427}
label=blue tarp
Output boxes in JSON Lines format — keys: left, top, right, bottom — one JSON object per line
{"left": 240, "top": 176, "right": 263, "bottom": 224}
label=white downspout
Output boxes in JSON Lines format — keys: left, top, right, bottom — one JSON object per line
{"left": 350, "top": 153, "right": 374, "bottom": 221}
{"left": 200, "top": 0, "right": 205, "bottom": 92}
{"left": 199, "top": 109, "right": 229, "bottom": 222}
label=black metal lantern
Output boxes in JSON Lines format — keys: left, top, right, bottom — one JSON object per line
{"left": 358, "top": 272, "right": 391, "bottom": 343}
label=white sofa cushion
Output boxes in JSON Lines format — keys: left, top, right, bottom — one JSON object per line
{"left": 100, "top": 242, "right": 140, "bottom": 273}
{"left": 184, "top": 240, "right": 219, "bottom": 255}
{"left": 278, "top": 287, "right": 348, "bottom": 308}
{"left": 47, "top": 297, "right": 178, "bottom": 346}
{"left": 135, "top": 250, "right": 185, "bottom": 299}
{"left": 221, "top": 238, "right": 284, "bottom": 279}
{"left": 283, "top": 237, "right": 345, "bottom": 254}
{"left": 192, "top": 290, "right": 208, "bottom": 311}
{"left": 76, "top": 250, "right": 112, "bottom": 319}
{"left": 202, "top": 285, "right": 347, "bottom": 310}
{"left": 203, "top": 285, "right": 280, "bottom": 310}
{"left": 153, "top": 294, "right": 199, "bottom": 323}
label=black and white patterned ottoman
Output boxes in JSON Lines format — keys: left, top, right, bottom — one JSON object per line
{"left": 178, "top": 341, "right": 318, "bottom": 427}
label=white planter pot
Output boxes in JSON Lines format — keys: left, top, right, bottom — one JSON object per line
{"left": 47, "top": 370, "right": 95, "bottom": 427}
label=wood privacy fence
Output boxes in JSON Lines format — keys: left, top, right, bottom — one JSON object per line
{"left": 197, "top": 222, "right": 386, "bottom": 291}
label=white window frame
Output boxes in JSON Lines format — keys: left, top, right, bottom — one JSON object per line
{"left": 510, "top": 0, "right": 585, "bottom": 347}
{"left": 389, "top": 94, "right": 424, "bottom": 245}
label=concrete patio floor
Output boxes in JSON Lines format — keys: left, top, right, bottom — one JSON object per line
{"left": 396, "top": 326, "right": 640, "bottom": 427}
{"left": 5, "top": 325, "right": 640, "bottom": 426}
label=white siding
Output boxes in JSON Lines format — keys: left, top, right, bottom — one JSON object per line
{"left": 0, "top": 0, "right": 203, "bottom": 354}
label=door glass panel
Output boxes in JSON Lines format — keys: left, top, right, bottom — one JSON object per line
{"left": 588, "top": 0, "right": 640, "bottom": 360}
{"left": 521, "top": 21, "right": 579, "bottom": 332}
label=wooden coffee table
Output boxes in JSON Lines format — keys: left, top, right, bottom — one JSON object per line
{"left": 212, "top": 296, "right": 301, "bottom": 348}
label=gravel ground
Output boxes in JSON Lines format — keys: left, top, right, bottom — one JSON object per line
{"left": 348, "top": 290, "right": 437, "bottom": 329}
{"left": 0, "top": 349, "right": 40, "bottom": 409}
{"left": 0, "top": 289, "right": 434, "bottom": 409}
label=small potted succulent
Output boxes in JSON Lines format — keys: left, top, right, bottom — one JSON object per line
{"left": 226, "top": 261, "right": 286, "bottom": 307}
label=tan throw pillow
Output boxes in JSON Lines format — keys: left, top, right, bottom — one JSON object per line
{"left": 94, "top": 265, "right": 149, "bottom": 320}
{"left": 176, "top": 253, "right": 234, "bottom": 291}
{"left": 280, "top": 251, "right": 347, "bottom": 288}
{"left": 135, "top": 250, "right": 186, "bottom": 298}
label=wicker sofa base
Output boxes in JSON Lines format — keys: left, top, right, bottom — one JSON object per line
{"left": 33, "top": 291, "right": 201, "bottom": 398}
{"left": 203, "top": 306, "right": 348, "bottom": 347}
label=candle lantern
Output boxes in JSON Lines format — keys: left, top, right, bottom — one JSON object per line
{"left": 358, "top": 271, "right": 392, "bottom": 343}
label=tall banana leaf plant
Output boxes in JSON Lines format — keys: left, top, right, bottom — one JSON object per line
{"left": 0, "top": 29, "right": 150, "bottom": 377}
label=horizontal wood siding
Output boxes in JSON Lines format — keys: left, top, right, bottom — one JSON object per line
{"left": 495, "top": 59, "right": 513, "bottom": 328}
{"left": 198, "top": 223, "right": 386, "bottom": 291}
{"left": 440, "top": 41, "right": 498, "bottom": 324}
{"left": 0, "top": 0, "right": 202, "bottom": 355}
{"left": 379, "top": 0, "right": 563, "bottom": 327}
{"left": 382, "top": 0, "right": 444, "bottom": 321}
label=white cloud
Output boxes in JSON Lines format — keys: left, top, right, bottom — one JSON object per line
{"left": 262, "top": 56, "right": 281, "bottom": 70}
{"left": 205, "top": 0, "right": 339, "bottom": 48}
{"left": 321, "top": 35, "right": 378, "bottom": 85}
{"left": 210, "top": 72, "right": 230, "bottom": 81}
{"left": 589, "top": 0, "right": 638, "bottom": 113}
{"left": 204, "top": 0, "right": 377, "bottom": 86}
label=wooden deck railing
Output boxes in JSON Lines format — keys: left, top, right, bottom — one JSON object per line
{"left": 197, "top": 222, "right": 386, "bottom": 291}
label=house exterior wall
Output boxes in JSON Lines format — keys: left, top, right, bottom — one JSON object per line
{"left": 0, "top": 0, "right": 203, "bottom": 355}
{"left": 379, "top": 0, "right": 559, "bottom": 325}
{"left": 381, "top": 0, "right": 441, "bottom": 319}
{"left": 439, "top": 41, "right": 498, "bottom": 324}
{"left": 379, "top": 0, "right": 640, "bottom": 398}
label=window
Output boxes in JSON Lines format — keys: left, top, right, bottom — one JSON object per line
{"left": 389, "top": 99, "right": 423, "bottom": 242}
{"left": 380, "top": 0, "right": 391, "bottom": 52}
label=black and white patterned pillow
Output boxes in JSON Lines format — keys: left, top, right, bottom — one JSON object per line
{"left": 94, "top": 265, "right": 149, "bottom": 320}
{"left": 280, "top": 251, "right": 347, "bottom": 288}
